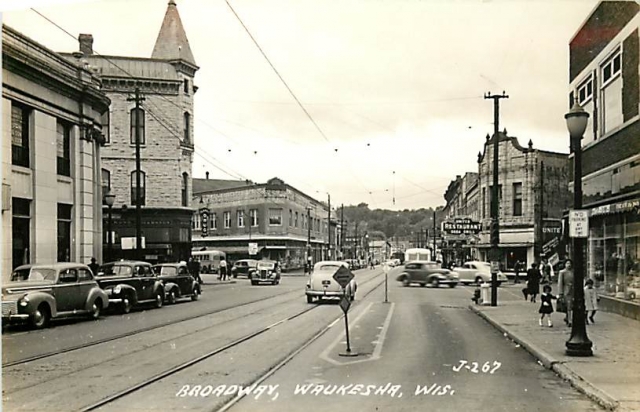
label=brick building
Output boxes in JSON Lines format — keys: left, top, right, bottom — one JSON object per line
{"left": 2, "top": 25, "right": 110, "bottom": 280}
{"left": 192, "top": 176, "right": 338, "bottom": 271}
{"left": 442, "top": 172, "right": 480, "bottom": 265}
{"left": 63, "top": 0, "right": 198, "bottom": 263}
{"left": 568, "top": 1, "right": 640, "bottom": 303}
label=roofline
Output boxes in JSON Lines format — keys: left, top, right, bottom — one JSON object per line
{"left": 568, "top": 0, "right": 603, "bottom": 44}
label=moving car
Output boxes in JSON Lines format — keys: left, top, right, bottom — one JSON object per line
{"left": 231, "top": 259, "right": 258, "bottom": 279}
{"left": 306, "top": 261, "right": 357, "bottom": 303}
{"left": 396, "top": 261, "right": 459, "bottom": 288}
{"left": 96, "top": 260, "right": 165, "bottom": 314}
{"left": 456, "top": 261, "right": 508, "bottom": 286}
{"left": 2, "top": 263, "right": 109, "bottom": 329}
{"left": 152, "top": 262, "right": 201, "bottom": 303}
{"left": 250, "top": 260, "right": 281, "bottom": 285}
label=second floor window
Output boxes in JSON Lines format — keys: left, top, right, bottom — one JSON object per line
{"left": 11, "top": 104, "right": 30, "bottom": 168}
{"left": 513, "top": 182, "right": 523, "bottom": 217}
{"left": 212, "top": 212, "right": 218, "bottom": 230}
{"left": 182, "top": 173, "right": 188, "bottom": 207}
{"left": 130, "top": 170, "right": 146, "bottom": 206}
{"left": 56, "top": 121, "right": 71, "bottom": 176}
{"left": 269, "top": 208, "right": 282, "bottom": 226}
{"left": 577, "top": 75, "right": 593, "bottom": 105}
{"left": 295, "top": 211, "right": 299, "bottom": 227}
{"left": 237, "top": 210, "right": 245, "bottom": 227}
{"left": 224, "top": 211, "right": 231, "bottom": 229}
{"left": 184, "top": 112, "right": 190, "bottom": 144}
{"left": 130, "top": 108, "right": 145, "bottom": 145}
{"left": 602, "top": 49, "right": 621, "bottom": 85}
{"left": 101, "top": 169, "right": 111, "bottom": 204}
{"left": 250, "top": 209, "right": 258, "bottom": 227}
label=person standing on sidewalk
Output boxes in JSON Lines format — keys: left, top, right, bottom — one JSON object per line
{"left": 88, "top": 257, "right": 100, "bottom": 277}
{"left": 219, "top": 259, "right": 228, "bottom": 281}
{"left": 558, "top": 259, "right": 575, "bottom": 326}
{"left": 514, "top": 260, "right": 521, "bottom": 284}
{"left": 541, "top": 258, "right": 552, "bottom": 285}
{"left": 538, "top": 284, "right": 557, "bottom": 327}
{"left": 584, "top": 278, "right": 599, "bottom": 324}
{"left": 527, "top": 262, "right": 542, "bottom": 303}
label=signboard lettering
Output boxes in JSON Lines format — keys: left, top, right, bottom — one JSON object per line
{"left": 200, "top": 208, "right": 210, "bottom": 238}
{"left": 442, "top": 218, "right": 481, "bottom": 235}
{"left": 569, "top": 210, "right": 589, "bottom": 238}
{"left": 248, "top": 242, "right": 258, "bottom": 255}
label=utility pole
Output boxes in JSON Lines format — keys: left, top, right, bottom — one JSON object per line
{"left": 433, "top": 210, "right": 437, "bottom": 259}
{"left": 355, "top": 222, "right": 359, "bottom": 260}
{"left": 340, "top": 204, "right": 344, "bottom": 259}
{"left": 327, "top": 194, "right": 331, "bottom": 260}
{"left": 485, "top": 91, "right": 509, "bottom": 307}
{"left": 128, "top": 87, "right": 145, "bottom": 261}
{"left": 307, "top": 207, "right": 312, "bottom": 262}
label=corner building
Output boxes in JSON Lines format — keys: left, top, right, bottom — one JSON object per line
{"left": 2, "top": 25, "right": 110, "bottom": 281}
{"left": 64, "top": 0, "right": 199, "bottom": 263}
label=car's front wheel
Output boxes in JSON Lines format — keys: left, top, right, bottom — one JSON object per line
{"left": 306, "top": 295, "right": 313, "bottom": 304}
{"left": 402, "top": 277, "right": 410, "bottom": 287}
{"left": 154, "top": 291, "right": 164, "bottom": 309}
{"left": 448, "top": 283, "right": 457, "bottom": 288}
{"left": 121, "top": 297, "right": 132, "bottom": 314}
{"left": 191, "top": 288, "right": 200, "bottom": 301}
{"left": 30, "top": 304, "right": 50, "bottom": 329}
{"left": 89, "top": 299, "right": 102, "bottom": 320}
{"left": 475, "top": 276, "right": 484, "bottom": 285}
{"left": 167, "top": 290, "right": 177, "bottom": 304}
{"left": 430, "top": 278, "right": 440, "bottom": 288}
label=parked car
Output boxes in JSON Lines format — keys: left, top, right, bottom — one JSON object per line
{"left": 96, "top": 260, "right": 165, "bottom": 314}
{"left": 396, "top": 261, "right": 459, "bottom": 288}
{"left": 231, "top": 259, "right": 258, "bottom": 279}
{"left": 455, "top": 261, "right": 508, "bottom": 286}
{"left": 250, "top": 260, "right": 281, "bottom": 285}
{"left": 2, "top": 263, "right": 109, "bottom": 329}
{"left": 152, "top": 262, "right": 201, "bottom": 303}
{"left": 306, "top": 261, "right": 357, "bottom": 303}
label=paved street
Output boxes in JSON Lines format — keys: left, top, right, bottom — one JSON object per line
{"left": 2, "top": 267, "right": 604, "bottom": 412}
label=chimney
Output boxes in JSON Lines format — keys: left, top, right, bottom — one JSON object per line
{"left": 79, "top": 34, "right": 93, "bottom": 55}
{"left": 205, "top": 171, "right": 209, "bottom": 179}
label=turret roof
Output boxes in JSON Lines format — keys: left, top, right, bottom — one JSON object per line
{"left": 151, "top": 0, "right": 197, "bottom": 67}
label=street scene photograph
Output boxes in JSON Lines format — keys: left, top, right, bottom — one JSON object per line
{"left": 1, "top": 0, "right": 639, "bottom": 411}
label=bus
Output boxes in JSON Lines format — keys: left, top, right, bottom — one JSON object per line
{"left": 192, "top": 249, "right": 226, "bottom": 274}
{"left": 391, "top": 251, "right": 405, "bottom": 265}
{"left": 404, "top": 248, "right": 432, "bottom": 263}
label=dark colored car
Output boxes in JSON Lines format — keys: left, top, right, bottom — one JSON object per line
{"left": 231, "top": 259, "right": 258, "bottom": 279}
{"left": 152, "top": 262, "right": 201, "bottom": 303}
{"left": 2, "top": 263, "right": 109, "bottom": 329}
{"left": 250, "top": 260, "right": 281, "bottom": 285}
{"left": 396, "top": 261, "right": 459, "bottom": 288}
{"left": 96, "top": 260, "right": 165, "bottom": 313}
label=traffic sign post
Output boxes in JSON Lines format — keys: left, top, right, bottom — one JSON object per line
{"left": 248, "top": 242, "right": 258, "bottom": 255}
{"left": 334, "top": 266, "right": 358, "bottom": 357}
{"left": 569, "top": 210, "right": 589, "bottom": 238}
{"left": 382, "top": 263, "right": 390, "bottom": 303}
{"left": 333, "top": 266, "right": 354, "bottom": 288}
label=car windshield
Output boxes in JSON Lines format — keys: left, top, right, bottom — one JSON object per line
{"left": 318, "top": 264, "right": 341, "bottom": 271}
{"left": 99, "top": 264, "right": 132, "bottom": 276}
{"left": 11, "top": 268, "right": 56, "bottom": 282}
{"left": 257, "top": 262, "right": 275, "bottom": 269}
{"left": 155, "top": 266, "right": 177, "bottom": 276}
{"left": 236, "top": 262, "right": 247, "bottom": 267}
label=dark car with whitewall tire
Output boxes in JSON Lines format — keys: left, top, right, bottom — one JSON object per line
{"left": 396, "top": 261, "right": 459, "bottom": 288}
{"left": 231, "top": 259, "right": 258, "bottom": 279}
{"left": 96, "top": 260, "right": 165, "bottom": 314}
{"left": 250, "top": 260, "right": 281, "bottom": 285}
{"left": 2, "top": 263, "right": 109, "bottom": 329}
{"left": 152, "top": 262, "right": 201, "bottom": 304}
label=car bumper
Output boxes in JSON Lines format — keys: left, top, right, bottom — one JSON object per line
{"left": 306, "top": 290, "right": 344, "bottom": 298}
{"left": 440, "top": 280, "right": 459, "bottom": 285}
{"left": 2, "top": 314, "right": 30, "bottom": 322}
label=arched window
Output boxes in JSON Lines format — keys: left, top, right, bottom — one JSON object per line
{"left": 183, "top": 112, "right": 190, "bottom": 144}
{"left": 130, "top": 108, "right": 145, "bottom": 145}
{"left": 182, "top": 172, "right": 189, "bottom": 207}
{"left": 130, "top": 170, "right": 146, "bottom": 206}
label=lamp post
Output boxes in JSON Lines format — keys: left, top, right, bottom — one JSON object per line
{"left": 104, "top": 191, "right": 116, "bottom": 263}
{"left": 564, "top": 101, "right": 593, "bottom": 357}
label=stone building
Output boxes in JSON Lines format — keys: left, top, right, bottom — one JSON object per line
{"left": 63, "top": 0, "right": 198, "bottom": 263}
{"left": 568, "top": 0, "right": 640, "bottom": 305}
{"left": 192, "top": 176, "right": 338, "bottom": 271}
{"left": 442, "top": 172, "right": 480, "bottom": 265}
{"left": 475, "top": 132, "right": 571, "bottom": 270}
{"left": 2, "top": 25, "right": 110, "bottom": 280}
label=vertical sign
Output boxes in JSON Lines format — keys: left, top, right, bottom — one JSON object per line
{"left": 200, "top": 208, "right": 210, "bottom": 238}
{"left": 569, "top": 210, "right": 589, "bottom": 238}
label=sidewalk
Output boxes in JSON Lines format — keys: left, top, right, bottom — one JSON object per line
{"left": 200, "top": 274, "right": 236, "bottom": 285}
{"left": 470, "top": 299, "right": 640, "bottom": 412}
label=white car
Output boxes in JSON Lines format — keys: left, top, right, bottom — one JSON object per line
{"left": 456, "top": 261, "right": 508, "bottom": 286}
{"left": 306, "top": 261, "right": 357, "bottom": 303}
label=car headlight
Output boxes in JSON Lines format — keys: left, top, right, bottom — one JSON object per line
{"left": 19, "top": 296, "right": 29, "bottom": 307}
{"left": 114, "top": 285, "right": 122, "bottom": 294}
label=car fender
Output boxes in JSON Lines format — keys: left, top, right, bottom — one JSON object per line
{"left": 164, "top": 282, "right": 180, "bottom": 296}
{"left": 106, "top": 283, "right": 139, "bottom": 304}
{"left": 153, "top": 281, "right": 165, "bottom": 296}
{"left": 22, "top": 291, "right": 58, "bottom": 318}
{"left": 84, "top": 287, "right": 109, "bottom": 311}
{"left": 396, "top": 272, "right": 409, "bottom": 282}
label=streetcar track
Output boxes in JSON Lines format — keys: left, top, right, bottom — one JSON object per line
{"left": 78, "top": 274, "right": 386, "bottom": 412}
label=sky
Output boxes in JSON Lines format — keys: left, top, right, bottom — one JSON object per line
{"left": 1, "top": 0, "right": 602, "bottom": 211}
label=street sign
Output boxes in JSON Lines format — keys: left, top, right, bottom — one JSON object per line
{"left": 382, "top": 263, "right": 390, "bottom": 274}
{"left": 490, "top": 261, "right": 500, "bottom": 273}
{"left": 333, "top": 265, "right": 354, "bottom": 288}
{"left": 339, "top": 295, "right": 351, "bottom": 313}
{"left": 569, "top": 210, "right": 589, "bottom": 238}
{"left": 248, "top": 242, "right": 259, "bottom": 255}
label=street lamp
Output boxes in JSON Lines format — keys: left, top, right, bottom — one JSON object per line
{"left": 104, "top": 191, "right": 116, "bottom": 263}
{"left": 564, "top": 101, "right": 593, "bottom": 357}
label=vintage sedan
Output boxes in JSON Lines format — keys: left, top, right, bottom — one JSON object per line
{"left": 231, "top": 259, "right": 258, "bottom": 279}
{"left": 96, "top": 260, "right": 165, "bottom": 314}
{"left": 456, "top": 261, "right": 508, "bottom": 286}
{"left": 2, "top": 263, "right": 109, "bottom": 329}
{"left": 250, "top": 260, "right": 281, "bottom": 285}
{"left": 396, "top": 261, "right": 459, "bottom": 288}
{"left": 152, "top": 262, "right": 201, "bottom": 303}
{"left": 306, "top": 261, "right": 357, "bottom": 303}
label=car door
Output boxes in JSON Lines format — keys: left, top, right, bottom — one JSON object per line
{"left": 76, "top": 268, "right": 95, "bottom": 310}
{"left": 137, "top": 265, "right": 155, "bottom": 300}
{"left": 177, "top": 265, "right": 193, "bottom": 294}
{"left": 404, "top": 263, "right": 419, "bottom": 282}
{"left": 55, "top": 268, "right": 79, "bottom": 312}
{"left": 457, "top": 263, "right": 473, "bottom": 283}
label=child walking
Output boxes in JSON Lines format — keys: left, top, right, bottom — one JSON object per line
{"left": 538, "top": 284, "right": 557, "bottom": 327}
{"left": 584, "top": 279, "right": 599, "bottom": 324}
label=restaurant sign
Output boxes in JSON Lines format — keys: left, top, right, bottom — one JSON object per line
{"left": 590, "top": 199, "right": 640, "bottom": 217}
{"left": 442, "top": 218, "right": 482, "bottom": 235}
{"left": 199, "top": 207, "right": 210, "bottom": 237}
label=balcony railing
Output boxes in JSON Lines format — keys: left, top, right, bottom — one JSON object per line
{"left": 11, "top": 145, "right": 29, "bottom": 168}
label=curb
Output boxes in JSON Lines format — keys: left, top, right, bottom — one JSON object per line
{"left": 468, "top": 304, "right": 619, "bottom": 411}
{"left": 200, "top": 280, "right": 237, "bottom": 286}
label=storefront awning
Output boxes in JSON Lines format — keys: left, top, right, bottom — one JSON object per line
{"left": 477, "top": 243, "right": 532, "bottom": 248}
{"left": 212, "top": 246, "right": 265, "bottom": 254}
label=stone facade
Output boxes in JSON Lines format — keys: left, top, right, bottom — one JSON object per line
{"left": 2, "top": 25, "right": 110, "bottom": 281}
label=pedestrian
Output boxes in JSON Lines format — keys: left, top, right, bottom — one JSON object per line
{"left": 584, "top": 278, "right": 598, "bottom": 324}
{"left": 188, "top": 257, "right": 203, "bottom": 285}
{"left": 558, "top": 259, "right": 575, "bottom": 326}
{"left": 219, "top": 259, "right": 227, "bottom": 281}
{"left": 88, "top": 257, "right": 100, "bottom": 277}
{"left": 538, "top": 284, "right": 557, "bottom": 327}
{"left": 514, "top": 260, "right": 521, "bottom": 284}
{"left": 527, "top": 262, "right": 542, "bottom": 303}
{"left": 541, "top": 258, "right": 552, "bottom": 285}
